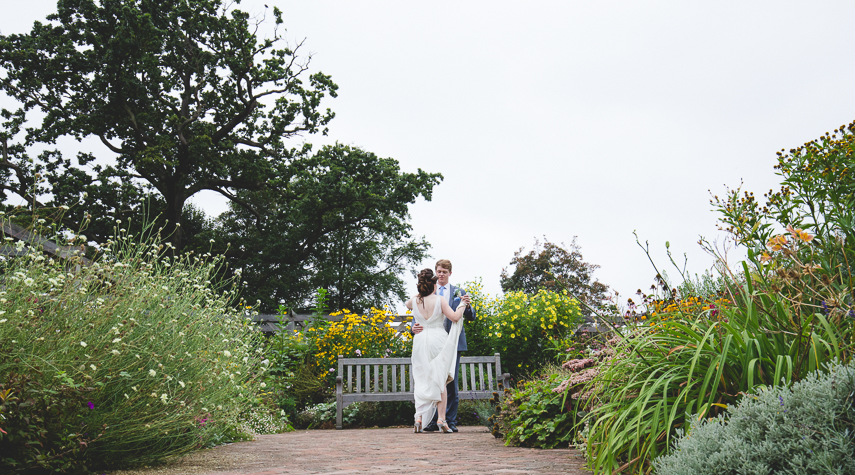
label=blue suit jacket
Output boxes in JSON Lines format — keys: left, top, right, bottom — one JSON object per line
{"left": 443, "top": 284, "right": 476, "bottom": 351}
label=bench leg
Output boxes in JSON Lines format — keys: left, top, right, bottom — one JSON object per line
{"left": 336, "top": 375, "right": 343, "bottom": 430}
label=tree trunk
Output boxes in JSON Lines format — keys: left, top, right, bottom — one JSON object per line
{"left": 163, "top": 189, "right": 186, "bottom": 250}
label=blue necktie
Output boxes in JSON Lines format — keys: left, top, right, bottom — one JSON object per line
{"left": 439, "top": 286, "right": 445, "bottom": 296}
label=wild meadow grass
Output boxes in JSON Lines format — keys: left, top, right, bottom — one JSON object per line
{"left": 0, "top": 219, "right": 266, "bottom": 472}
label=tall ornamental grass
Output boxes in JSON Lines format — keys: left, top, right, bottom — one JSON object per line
{"left": 584, "top": 270, "right": 852, "bottom": 474}
{"left": 0, "top": 219, "right": 264, "bottom": 472}
{"left": 583, "top": 123, "right": 855, "bottom": 473}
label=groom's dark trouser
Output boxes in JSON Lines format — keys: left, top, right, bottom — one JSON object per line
{"left": 429, "top": 351, "right": 461, "bottom": 426}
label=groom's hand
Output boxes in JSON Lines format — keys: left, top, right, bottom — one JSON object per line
{"left": 412, "top": 323, "right": 423, "bottom": 334}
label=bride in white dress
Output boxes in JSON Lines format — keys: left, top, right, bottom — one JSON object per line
{"left": 405, "top": 268, "right": 470, "bottom": 433}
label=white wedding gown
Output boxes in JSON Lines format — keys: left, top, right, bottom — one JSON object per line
{"left": 411, "top": 295, "right": 464, "bottom": 424}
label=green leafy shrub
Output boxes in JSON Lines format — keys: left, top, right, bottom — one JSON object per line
{"left": 654, "top": 360, "right": 855, "bottom": 475}
{"left": 463, "top": 280, "right": 584, "bottom": 377}
{"left": 0, "top": 372, "right": 95, "bottom": 473}
{"left": 261, "top": 321, "right": 315, "bottom": 417}
{"left": 458, "top": 399, "right": 495, "bottom": 427}
{"left": 0, "top": 219, "right": 266, "bottom": 472}
{"left": 497, "top": 366, "right": 580, "bottom": 449}
{"left": 293, "top": 400, "right": 412, "bottom": 429}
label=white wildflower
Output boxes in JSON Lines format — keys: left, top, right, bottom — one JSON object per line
{"left": 149, "top": 369, "right": 156, "bottom": 377}
{"left": 80, "top": 341, "right": 87, "bottom": 347}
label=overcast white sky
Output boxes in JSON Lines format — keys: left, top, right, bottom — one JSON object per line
{"left": 4, "top": 1, "right": 855, "bottom": 311}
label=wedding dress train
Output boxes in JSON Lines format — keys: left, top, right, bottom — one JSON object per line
{"left": 411, "top": 296, "right": 464, "bottom": 425}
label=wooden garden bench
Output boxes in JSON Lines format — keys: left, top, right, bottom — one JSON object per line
{"left": 335, "top": 353, "right": 510, "bottom": 429}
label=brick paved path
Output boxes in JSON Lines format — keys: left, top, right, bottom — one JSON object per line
{"left": 120, "top": 426, "right": 589, "bottom": 475}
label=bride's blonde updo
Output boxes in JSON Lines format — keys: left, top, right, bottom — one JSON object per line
{"left": 416, "top": 268, "right": 438, "bottom": 304}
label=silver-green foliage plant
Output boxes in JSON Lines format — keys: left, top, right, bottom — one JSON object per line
{"left": 0, "top": 218, "right": 264, "bottom": 471}
{"left": 654, "top": 361, "right": 855, "bottom": 475}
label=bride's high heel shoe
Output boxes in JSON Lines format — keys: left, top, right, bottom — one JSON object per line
{"left": 414, "top": 418, "right": 423, "bottom": 433}
{"left": 438, "top": 420, "right": 452, "bottom": 433}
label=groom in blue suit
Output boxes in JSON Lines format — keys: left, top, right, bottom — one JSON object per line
{"left": 412, "top": 259, "right": 476, "bottom": 432}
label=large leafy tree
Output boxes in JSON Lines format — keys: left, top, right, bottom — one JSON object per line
{"left": 216, "top": 144, "right": 441, "bottom": 312}
{"left": 0, "top": 0, "right": 337, "bottom": 249}
{"left": 500, "top": 237, "right": 610, "bottom": 317}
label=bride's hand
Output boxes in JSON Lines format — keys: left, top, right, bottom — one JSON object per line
{"left": 461, "top": 295, "right": 471, "bottom": 306}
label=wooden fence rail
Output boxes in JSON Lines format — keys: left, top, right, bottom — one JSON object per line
{"left": 1, "top": 221, "right": 90, "bottom": 265}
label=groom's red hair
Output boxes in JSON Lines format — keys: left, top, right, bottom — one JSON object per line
{"left": 435, "top": 259, "right": 452, "bottom": 272}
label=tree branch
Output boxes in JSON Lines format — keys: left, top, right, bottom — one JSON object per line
{"left": 210, "top": 186, "right": 264, "bottom": 227}
{"left": 99, "top": 134, "right": 127, "bottom": 154}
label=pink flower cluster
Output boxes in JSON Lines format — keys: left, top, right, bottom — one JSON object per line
{"left": 561, "top": 358, "right": 596, "bottom": 372}
{"left": 552, "top": 368, "right": 599, "bottom": 396}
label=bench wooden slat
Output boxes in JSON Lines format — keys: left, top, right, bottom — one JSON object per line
{"left": 356, "top": 365, "right": 361, "bottom": 393}
{"left": 400, "top": 364, "right": 406, "bottom": 392}
{"left": 365, "top": 364, "right": 370, "bottom": 393}
{"left": 343, "top": 392, "right": 415, "bottom": 403}
{"left": 479, "top": 363, "right": 485, "bottom": 391}
{"left": 348, "top": 365, "right": 353, "bottom": 393}
{"left": 460, "top": 363, "right": 467, "bottom": 391}
{"left": 374, "top": 364, "right": 379, "bottom": 392}
{"left": 487, "top": 363, "right": 494, "bottom": 391}
{"left": 459, "top": 356, "right": 504, "bottom": 363}
{"left": 383, "top": 365, "right": 388, "bottom": 393}
{"left": 339, "top": 357, "right": 410, "bottom": 365}
{"left": 458, "top": 390, "right": 496, "bottom": 400}
{"left": 494, "top": 353, "right": 504, "bottom": 387}
{"left": 469, "top": 363, "right": 476, "bottom": 391}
